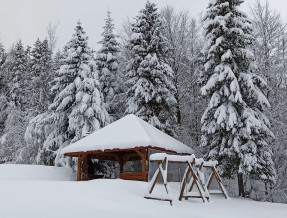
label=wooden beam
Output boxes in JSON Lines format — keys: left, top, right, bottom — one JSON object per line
{"left": 142, "top": 149, "right": 147, "bottom": 181}
{"left": 134, "top": 148, "right": 144, "bottom": 158}
{"left": 115, "top": 155, "right": 124, "bottom": 173}
{"left": 77, "top": 156, "right": 81, "bottom": 181}
{"left": 64, "top": 146, "right": 192, "bottom": 157}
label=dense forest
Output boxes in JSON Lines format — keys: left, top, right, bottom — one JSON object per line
{"left": 0, "top": 0, "right": 286, "bottom": 203}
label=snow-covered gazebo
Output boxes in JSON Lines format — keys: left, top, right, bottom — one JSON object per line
{"left": 62, "top": 114, "right": 193, "bottom": 181}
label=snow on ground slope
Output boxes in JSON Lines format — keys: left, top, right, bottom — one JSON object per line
{"left": 0, "top": 164, "right": 75, "bottom": 181}
{"left": 0, "top": 165, "right": 286, "bottom": 218}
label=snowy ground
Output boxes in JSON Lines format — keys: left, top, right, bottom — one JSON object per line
{"left": 0, "top": 164, "right": 286, "bottom": 218}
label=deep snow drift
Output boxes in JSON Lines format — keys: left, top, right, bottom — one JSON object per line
{"left": 0, "top": 164, "right": 286, "bottom": 218}
{"left": 0, "top": 164, "right": 75, "bottom": 181}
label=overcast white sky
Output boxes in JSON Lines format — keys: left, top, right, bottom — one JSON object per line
{"left": 0, "top": 0, "right": 287, "bottom": 51}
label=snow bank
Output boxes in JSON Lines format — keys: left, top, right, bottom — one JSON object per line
{"left": 0, "top": 164, "right": 75, "bottom": 181}
{"left": 0, "top": 178, "right": 286, "bottom": 218}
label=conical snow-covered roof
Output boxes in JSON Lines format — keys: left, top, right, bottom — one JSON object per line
{"left": 62, "top": 114, "right": 193, "bottom": 155}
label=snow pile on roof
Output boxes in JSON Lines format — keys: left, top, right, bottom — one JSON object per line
{"left": 0, "top": 164, "right": 75, "bottom": 181}
{"left": 61, "top": 114, "right": 193, "bottom": 155}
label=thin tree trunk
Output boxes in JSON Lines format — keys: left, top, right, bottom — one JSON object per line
{"left": 265, "top": 182, "right": 268, "bottom": 196}
{"left": 238, "top": 173, "right": 245, "bottom": 197}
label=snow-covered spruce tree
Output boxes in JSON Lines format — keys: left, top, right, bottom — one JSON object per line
{"left": 0, "top": 109, "right": 28, "bottom": 163}
{"left": 30, "top": 38, "right": 53, "bottom": 112}
{"left": 200, "top": 0, "right": 275, "bottom": 197}
{"left": 7, "top": 40, "right": 29, "bottom": 110}
{"left": 126, "top": 1, "right": 177, "bottom": 136}
{"left": 96, "top": 10, "right": 120, "bottom": 118}
{"left": 0, "top": 41, "right": 32, "bottom": 163}
{"left": 28, "top": 22, "right": 109, "bottom": 167}
{"left": 0, "top": 42, "right": 7, "bottom": 136}
{"left": 0, "top": 41, "right": 5, "bottom": 67}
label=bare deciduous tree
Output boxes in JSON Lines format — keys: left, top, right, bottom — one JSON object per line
{"left": 46, "top": 22, "right": 59, "bottom": 53}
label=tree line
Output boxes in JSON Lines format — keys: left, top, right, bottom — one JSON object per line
{"left": 0, "top": 0, "right": 286, "bottom": 203}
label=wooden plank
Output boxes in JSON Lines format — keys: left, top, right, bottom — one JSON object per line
{"left": 149, "top": 168, "right": 161, "bottom": 194}
{"left": 179, "top": 166, "right": 190, "bottom": 201}
{"left": 144, "top": 196, "right": 172, "bottom": 206}
{"left": 206, "top": 171, "right": 215, "bottom": 190}
{"left": 120, "top": 172, "right": 143, "bottom": 180}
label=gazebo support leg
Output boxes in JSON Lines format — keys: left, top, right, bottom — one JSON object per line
{"left": 77, "top": 155, "right": 87, "bottom": 181}
{"left": 77, "top": 156, "right": 82, "bottom": 181}
{"left": 115, "top": 155, "right": 124, "bottom": 174}
{"left": 142, "top": 151, "right": 147, "bottom": 181}
{"left": 120, "top": 161, "right": 123, "bottom": 173}
{"left": 135, "top": 148, "right": 147, "bottom": 181}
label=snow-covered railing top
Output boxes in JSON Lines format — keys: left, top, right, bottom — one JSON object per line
{"left": 62, "top": 114, "right": 193, "bottom": 155}
{"left": 149, "top": 153, "right": 218, "bottom": 167}
{"left": 150, "top": 153, "right": 195, "bottom": 163}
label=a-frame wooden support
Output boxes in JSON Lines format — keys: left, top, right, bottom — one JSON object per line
{"left": 144, "top": 157, "right": 172, "bottom": 205}
{"left": 205, "top": 163, "right": 228, "bottom": 199}
{"left": 185, "top": 160, "right": 210, "bottom": 201}
{"left": 179, "top": 160, "right": 207, "bottom": 202}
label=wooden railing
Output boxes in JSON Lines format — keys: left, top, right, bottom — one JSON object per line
{"left": 120, "top": 172, "right": 147, "bottom": 181}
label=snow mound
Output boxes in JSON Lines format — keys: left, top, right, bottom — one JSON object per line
{"left": 0, "top": 178, "right": 286, "bottom": 218}
{"left": 0, "top": 164, "right": 75, "bottom": 181}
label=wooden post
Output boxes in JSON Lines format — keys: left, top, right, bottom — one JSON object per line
{"left": 135, "top": 148, "right": 147, "bottom": 181}
{"left": 142, "top": 149, "right": 147, "bottom": 181}
{"left": 119, "top": 159, "right": 124, "bottom": 173}
{"left": 77, "top": 156, "right": 82, "bottom": 181}
{"left": 115, "top": 154, "right": 124, "bottom": 174}
{"left": 81, "top": 155, "right": 88, "bottom": 181}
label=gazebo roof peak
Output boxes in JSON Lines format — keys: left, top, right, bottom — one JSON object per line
{"left": 62, "top": 114, "right": 193, "bottom": 155}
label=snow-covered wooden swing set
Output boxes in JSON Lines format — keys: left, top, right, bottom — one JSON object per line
{"left": 144, "top": 153, "right": 228, "bottom": 205}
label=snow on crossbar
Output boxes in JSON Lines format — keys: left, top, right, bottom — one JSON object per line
{"left": 150, "top": 153, "right": 195, "bottom": 163}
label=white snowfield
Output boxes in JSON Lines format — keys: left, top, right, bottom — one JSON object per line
{"left": 0, "top": 164, "right": 75, "bottom": 181}
{"left": 61, "top": 114, "right": 193, "bottom": 155}
{"left": 0, "top": 164, "right": 287, "bottom": 218}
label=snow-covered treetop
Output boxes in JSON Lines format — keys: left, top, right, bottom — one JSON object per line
{"left": 98, "top": 10, "right": 119, "bottom": 55}
{"left": 130, "top": 1, "right": 168, "bottom": 61}
{"left": 96, "top": 10, "right": 120, "bottom": 111}
{"left": 201, "top": 0, "right": 269, "bottom": 112}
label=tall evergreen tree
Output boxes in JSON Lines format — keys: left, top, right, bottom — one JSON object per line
{"left": 200, "top": 0, "right": 275, "bottom": 197}
{"left": 8, "top": 40, "right": 28, "bottom": 109}
{"left": 0, "top": 41, "right": 31, "bottom": 163}
{"left": 30, "top": 38, "right": 53, "bottom": 112}
{"left": 26, "top": 22, "right": 109, "bottom": 167}
{"left": 96, "top": 10, "right": 120, "bottom": 118}
{"left": 126, "top": 1, "right": 177, "bottom": 136}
